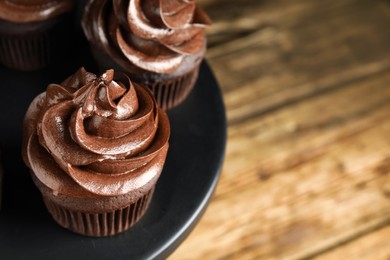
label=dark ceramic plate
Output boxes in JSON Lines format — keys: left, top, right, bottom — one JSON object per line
{"left": 0, "top": 44, "right": 226, "bottom": 259}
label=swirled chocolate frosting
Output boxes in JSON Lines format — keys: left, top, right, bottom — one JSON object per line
{"left": 82, "top": 0, "right": 211, "bottom": 74}
{"left": 0, "top": 0, "right": 75, "bottom": 23}
{"left": 23, "top": 68, "right": 170, "bottom": 199}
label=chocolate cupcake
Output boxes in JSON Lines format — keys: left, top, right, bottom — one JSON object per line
{"left": 82, "top": 0, "right": 211, "bottom": 109}
{"left": 0, "top": 0, "right": 76, "bottom": 71}
{"left": 22, "top": 68, "right": 170, "bottom": 236}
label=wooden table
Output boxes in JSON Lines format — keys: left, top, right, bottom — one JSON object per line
{"left": 170, "top": 0, "right": 390, "bottom": 259}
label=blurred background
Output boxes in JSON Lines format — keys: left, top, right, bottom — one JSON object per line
{"left": 170, "top": 0, "right": 390, "bottom": 259}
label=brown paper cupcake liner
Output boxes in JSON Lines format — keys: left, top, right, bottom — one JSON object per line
{"left": 148, "top": 66, "right": 200, "bottom": 110}
{"left": 0, "top": 14, "right": 73, "bottom": 71}
{"left": 0, "top": 33, "right": 51, "bottom": 71}
{"left": 43, "top": 189, "right": 154, "bottom": 237}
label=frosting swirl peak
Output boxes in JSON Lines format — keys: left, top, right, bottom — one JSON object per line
{"left": 82, "top": 0, "right": 211, "bottom": 74}
{"left": 23, "top": 68, "right": 170, "bottom": 197}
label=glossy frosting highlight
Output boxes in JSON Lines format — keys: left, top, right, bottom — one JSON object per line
{"left": 82, "top": 0, "right": 211, "bottom": 74}
{"left": 0, "top": 0, "right": 75, "bottom": 23}
{"left": 23, "top": 68, "right": 170, "bottom": 198}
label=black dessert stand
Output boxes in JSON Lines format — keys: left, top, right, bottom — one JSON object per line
{"left": 0, "top": 42, "right": 226, "bottom": 259}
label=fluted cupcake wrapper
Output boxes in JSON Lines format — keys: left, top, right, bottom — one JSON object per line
{"left": 0, "top": 14, "right": 73, "bottom": 71}
{"left": 148, "top": 66, "right": 200, "bottom": 110}
{"left": 43, "top": 189, "right": 154, "bottom": 237}
{"left": 0, "top": 33, "right": 51, "bottom": 71}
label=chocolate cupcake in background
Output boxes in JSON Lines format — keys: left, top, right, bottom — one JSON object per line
{"left": 0, "top": 0, "right": 76, "bottom": 71}
{"left": 82, "top": 0, "right": 211, "bottom": 110}
{"left": 22, "top": 68, "right": 170, "bottom": 237}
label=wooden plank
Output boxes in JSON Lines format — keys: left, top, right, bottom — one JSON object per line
{"left": 170, "top": 0, "right": 390, "bottom": 259}
{"left": 223, "top": 71, "right": 390, "bottom": 186}
{"left": 170, "top": 70, "right": 390, "bottom": 260}
{"left": 314, "top": 226, "right": 390, "bottom": 260}
{"left": 203, "top": 0, "right": 390, "bottom": 125}
{"left": 171, "top": 117, "right": 390, "bottom": 259}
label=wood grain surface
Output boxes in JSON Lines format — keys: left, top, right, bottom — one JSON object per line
{"left": 170, "top": 0, "right": 390, "bottom": 259}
